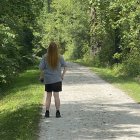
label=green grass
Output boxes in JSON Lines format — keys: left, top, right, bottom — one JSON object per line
{"left": 0, "top": 67, "right": 44, "bottom": 140}
{"left": 0, "top": 61, "right": 140, "bottom": 140}
{"left": 75, "top": 60, "right": 140, "bottom": 103}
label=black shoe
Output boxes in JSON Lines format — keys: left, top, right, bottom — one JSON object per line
{"left": 45, "top": 110, "right": 49, "bottom": 118}
{"left": 56, "top": 110, "right": 61, "bottom": 118}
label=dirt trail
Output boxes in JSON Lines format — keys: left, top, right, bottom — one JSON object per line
{"left": 38, "top": 62, "right": 140, "bottom": 140}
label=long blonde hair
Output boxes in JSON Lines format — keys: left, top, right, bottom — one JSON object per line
{"left": 47, "top": 42, "right": 59, "bottom": 69}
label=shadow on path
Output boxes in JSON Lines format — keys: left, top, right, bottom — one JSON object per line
{"left": 51, "top": 101, "right": 140, "bottom": 139}
{"left": 39, "top": 62, "right": 140, "bottom": 140}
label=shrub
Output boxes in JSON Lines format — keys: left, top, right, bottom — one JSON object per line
{"left": 122, "top": 50, "right": 140, "bottom": 76}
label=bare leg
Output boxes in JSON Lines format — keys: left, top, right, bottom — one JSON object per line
{"left": 45, "top": 92, "right": 52, "bottom": 110}
{"left": 53, "top": 92, "right": 60, "bottom": 110}
{"left": 43, "top": 91, "right": 47, "bottom": 105}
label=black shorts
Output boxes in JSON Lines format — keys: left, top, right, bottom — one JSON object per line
{"left": 45, "top": 82, "right": 62, "bottom": 92}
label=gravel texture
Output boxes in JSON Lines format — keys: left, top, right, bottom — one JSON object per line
{"left": 38, "top": 62, "right": 140, "bottom": 140}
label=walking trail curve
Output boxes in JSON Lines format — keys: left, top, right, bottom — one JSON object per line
{"left": 38, "top": 62, "right": 140, "bottom": 140}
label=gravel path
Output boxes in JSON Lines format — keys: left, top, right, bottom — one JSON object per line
{"left": 38, "top": 62, "right": 140, "bottom": 140}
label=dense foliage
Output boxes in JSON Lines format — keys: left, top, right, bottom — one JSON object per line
{"left": 0, "top": 0, "right": 43, "bottom": 86}
{"left": 39, "top": 0, "right": 90, "bottom": 59}
{"left": 40, "top": 0, "right": 140, "bottom": 76}
{"left": 0, "top": 0, "right": 139, "bottom": 87}
{"left": 89, "top": 0, "right": 140, "bottom": 76}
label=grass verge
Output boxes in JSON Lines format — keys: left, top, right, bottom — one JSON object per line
{"left": 0, "top": 67, "right": 43, "bottom": 140}
{"left": 75, "top": 60, "right": 140, "bottom": 103}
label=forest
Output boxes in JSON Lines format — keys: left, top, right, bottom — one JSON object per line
{"left": 0, "top": 0, "right": 140, "bottom": 88}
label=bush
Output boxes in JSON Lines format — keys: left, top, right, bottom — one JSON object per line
{"left": 83, "top": 52, "right": 101, "bottom": 67}
{"left": 0, "top": 58, "right": 19, "bottom": 85}
{"left": 122, "top": 50, "right": 140, "bottom": 76}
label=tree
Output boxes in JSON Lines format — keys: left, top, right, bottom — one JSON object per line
{"left": 39, "top": 0, "right": 90, "bottom": 59}
{"left": 89, "top": 0, "right": 140, "bottom": 75}
{"left": 0, "top": 0, "right": 44, "bottom": 86}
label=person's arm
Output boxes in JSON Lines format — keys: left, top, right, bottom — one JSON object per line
{"left": 61, "top": 67, "right": 67, "bottom": 80}
{"left": 39, "top": 70, "right": 44, "bottom": 80}
{"left": 60, "top": 55, "right": 67, "bottom": 80}
{"left": 39, "top": 56, "right": 45, "bottom": 82}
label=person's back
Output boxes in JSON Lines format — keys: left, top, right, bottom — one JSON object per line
{"left": 39, "top": 54, "right": 67, "bottom": 84}
{"left": 39, "top": 42, "right": 67, "bottom": 118}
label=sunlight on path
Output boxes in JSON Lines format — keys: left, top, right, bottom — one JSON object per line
{"left": 38, "top": 62, "right": 140, "bottom": 140}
